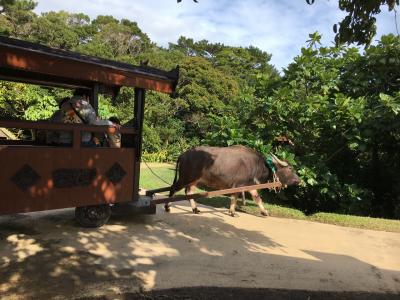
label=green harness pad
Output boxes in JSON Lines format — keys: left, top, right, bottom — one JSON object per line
{"left": 265, "top": 156, "right": 276, "bottom": 174}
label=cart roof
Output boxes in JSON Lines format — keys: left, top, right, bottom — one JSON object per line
{"left": 0, "top": 36, "right": 179, "bottom": 94}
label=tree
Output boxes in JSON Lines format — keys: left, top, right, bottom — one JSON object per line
{"left": 173, "top": 56, "right": 240, "bottom": 139}
{"left": 0, "top": 0, "right": 37, "bottom": 37}
{"left": 307, "top": 0, "right": 400, "bottom": 46}
{"left": 30, "top": 11, "right": 92, "bottom": 49}
{"left": 170, "top": 36, "right": 279, "bottom": 86}
{"left": 76, "top": 15, "right": 152, "bottom": 58}
{"left": 179, "top": 0, "right": 399, "bottom": 46}
{"left": 251, "top": 34, "right": 400, "bottom": 218}
{"left": 0, "top": 82, "right": 58, "bottom": 121}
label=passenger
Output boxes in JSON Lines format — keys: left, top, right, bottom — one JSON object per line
{"left": 46, "top": 89, "right": 120, "bottom": 148}
{"left": 59, "top": 89, "right": 95, "bottom": 146}
{"left": 92, "top": 116, "right": 121, "bottom": 148}
{"left": 107, "top": 117, "right": 121, "bottom": 148}
{"left": 46, "top": 97, "right": 69, "bottom": 145}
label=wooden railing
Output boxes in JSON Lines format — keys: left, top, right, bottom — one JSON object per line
{"left": 0, "top": 119, "right": 137, "bottom": 149}
{"left": 0, "top": 120, "right": 137, "bottom": 134}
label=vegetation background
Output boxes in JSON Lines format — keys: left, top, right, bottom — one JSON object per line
{"left": 1, "top": 0, "right": 399, "bottom": 219}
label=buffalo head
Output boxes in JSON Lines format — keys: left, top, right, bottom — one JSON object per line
{"left": 271, "top": 154, "right": 301, "bottom": 186}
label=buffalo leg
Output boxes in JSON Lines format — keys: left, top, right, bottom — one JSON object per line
{"left": 229, "top": 193, "right": 238, "bottom": 217}
{"left": 165, "top": 180, "right": 184, "bottom": 212}
{"left": 249, "top": 189, "right": 269, "bottom": 216}
{"left": 241, "top": 191, "right": 246, "bottom": 206}
{"left": 165, "top": 189, "right": 173, "bottom": 212}
{"left": 164, "top": 198, "right": 171, "bottom": 212}
{"left": 185, "top": 185, "right": 200, "bottom": 214}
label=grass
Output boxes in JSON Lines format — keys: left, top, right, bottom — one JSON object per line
{"left": 309, "top": 213, "right": 400, "bottom": 233}
{"left": 139, "top": 162, "right": 175, "bottom": 190}
{"left": 140, "top": 163, "right": 400, "bottom": 233}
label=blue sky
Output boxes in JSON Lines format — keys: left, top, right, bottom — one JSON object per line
{"left": 35, "top": 0, "right": 398, "bottom": 71}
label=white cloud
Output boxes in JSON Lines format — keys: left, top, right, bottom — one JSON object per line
{"left": 35, "top": 0, "right": 397, "bottom": 71}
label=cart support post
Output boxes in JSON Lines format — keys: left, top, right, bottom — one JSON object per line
{"left": 90, "top": 83, "right": 99, "bottom": 114}
{"left": 133, "top": 87, "right": 145, "bottom": 201}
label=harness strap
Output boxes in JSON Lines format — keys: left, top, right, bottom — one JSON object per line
{"left": 265, "top": 155, "right": 276, "bottom": 174}
{"left": 266, "top": 155, "right": 281, "bottom": 193}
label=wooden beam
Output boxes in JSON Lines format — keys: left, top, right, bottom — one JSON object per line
{"left": 0, "top": 48, "right": 176, "bottom": 94}
{"left": 151, "top": 182, "right": 283, "bottom": 204}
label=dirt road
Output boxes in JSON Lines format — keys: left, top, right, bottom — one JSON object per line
{"left": 0, "top": 202, "right": 399, "bottom": 299}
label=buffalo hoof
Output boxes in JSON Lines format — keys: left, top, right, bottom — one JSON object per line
{"left": 164, "top": 205, "right": 171, "bottom": 213}
{"left": 192, "top": 208, "right": 200, "bottom": 214}
{"left": 261, "top": 210, "right": 269, "bottom": 217}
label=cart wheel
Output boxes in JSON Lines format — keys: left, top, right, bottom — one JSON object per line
{"left": 75, "top": 205, "right": 111, "bottom": 228}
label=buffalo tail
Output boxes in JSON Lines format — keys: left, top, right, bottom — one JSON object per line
{"left": 169, "top": 156, "right": 180, "bottom": 197}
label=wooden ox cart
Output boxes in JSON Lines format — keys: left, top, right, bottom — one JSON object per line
{"left": 0, "top": 37, "right": 281, "bottom": 227}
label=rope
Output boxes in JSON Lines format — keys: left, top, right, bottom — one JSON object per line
{"left": 142, "top": 161, "right": 172, "bottom": 186}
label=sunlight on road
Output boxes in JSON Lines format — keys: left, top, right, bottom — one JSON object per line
{"left": 0, "top": 205, "right": 399, "bottom": 298}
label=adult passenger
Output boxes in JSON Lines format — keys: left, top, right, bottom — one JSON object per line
{"left": 46, "top": 89, "right": 120, "bottom": 147}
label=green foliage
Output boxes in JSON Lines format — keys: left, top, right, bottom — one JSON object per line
{"left": 0, "top": 82, "right": 58, "bottom": 120}
{"left": 332, "top": 0, "right": 399, "bottom": 46}
{"left": 170, "top": 36, "right": 279, "bottom": 86}
{"left": 98, "top": 95, "right": 119, "bottom": 120}
{"left": 0, "top": 0, "right": 37, "bottom": 37}
{"left": 174, "top": 56, "right": 240, "bottom": 139}
{"left": 202, "top": 114, "right": 273, "bottom": 156}
{"left": 253, "top": 34, "right": 400, "bottom": 218}
{"left": 142, "top": 150, "right": 169, "bottom": 163}
{"left": 30, "top": 11, "right": 92, "bottom": 49}
{"left": 76, "top": 15, "right": 152, "bottom": 58}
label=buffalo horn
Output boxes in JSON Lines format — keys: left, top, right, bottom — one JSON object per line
{"left": 271, "top": 154, "right": 289, "bottom": 167}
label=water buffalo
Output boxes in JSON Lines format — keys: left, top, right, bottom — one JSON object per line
{"left": 166, "top": 145, "right": 300, "bottom": 216}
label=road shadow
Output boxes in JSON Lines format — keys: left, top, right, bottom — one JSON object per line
{"left": 87, "top": 287, "right": 400, "bottom": 300}
{"left": 0, "top": 206, "right": 399, "bottom": 299}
